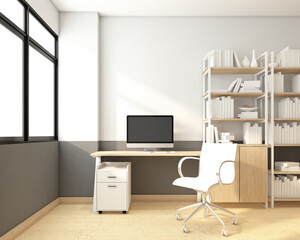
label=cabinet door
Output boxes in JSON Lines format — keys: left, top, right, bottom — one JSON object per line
{"left": 211, "top": 147, "right": 240, "bottom": 202}
{"left": 240, "top": 146, "right": 267, "bottom": 202}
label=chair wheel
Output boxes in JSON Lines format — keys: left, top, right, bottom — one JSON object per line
{"left": 182, "top": 225, "right": 190, "bottom": 233}
{"left": 176, "top": 214, "right": 182, "bottom": 221}
{"left": 122, "top": 211, "right": 126, "bottom": 214}
{"left": 222, "top": 228, "right": 227, "bottom": 237}
{"left": 98, "top": 211, "right": 102, "bottom": 214}
{"left": 232, "top": 218, "right": 237, "bottom": 225}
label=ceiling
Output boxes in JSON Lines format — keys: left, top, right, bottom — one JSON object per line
{"left": 51, "top": 0, "right": 300, "bottom": 16}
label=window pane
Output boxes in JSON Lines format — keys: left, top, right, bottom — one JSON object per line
{"left": 29, "top": 47, "right": 54, "bottom": 136}
{"left": 0, "top": 0, "right": 24, "bottom": 30}
{"left": 0, "top": 25, "right": 23, "bottom": 137}
{"left": 29, "top": 14, "right": 55, "bottom": 55}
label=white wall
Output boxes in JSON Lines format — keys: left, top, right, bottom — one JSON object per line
{"left": 59, "top": 13, "right": 99, "bottom": 141}
{"left": 25, "top": 0, "right": 59, "bottom": 34}
{"left": 99, "top": 17, "right": 300, "bottom": 141}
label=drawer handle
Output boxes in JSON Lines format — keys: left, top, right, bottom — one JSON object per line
{"left": 107, "top": 176, "right": 117, "bottom": 178}
{"left": 108, "top": 185, "right": 117, "bottom": 188}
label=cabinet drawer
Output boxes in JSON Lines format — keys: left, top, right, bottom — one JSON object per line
{"left": 96, "top": 183, "right": 127, "bottom": 210}
{"left": 96, "top": 171, "right": 127, "bottom": 183}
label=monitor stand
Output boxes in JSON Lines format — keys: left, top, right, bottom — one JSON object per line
{"left": 144, "top": 148, "right": 157, "bottom": 152}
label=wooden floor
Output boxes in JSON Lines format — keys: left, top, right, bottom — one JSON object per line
{"left": 15, "top": 202, "right": 300, "bottom": 240}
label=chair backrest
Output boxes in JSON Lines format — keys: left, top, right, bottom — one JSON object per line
{"left": 200, "top": 143, "right": 238, "bottom": 185}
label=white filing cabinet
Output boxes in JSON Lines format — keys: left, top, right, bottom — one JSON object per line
{"left": 96, "top": 162, "right": 131, "bottom": 214}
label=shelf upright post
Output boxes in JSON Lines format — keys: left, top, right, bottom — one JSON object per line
{"left": 270, "top": 52, "right": 275, "bottom": 209}
{"left": 264, "top": 52, "right": 269, "bottom": 146}
{"left": 264, "top": 52, "right": 269, "bottom": 208}
{"left": 208, "top": 67, "right": 212, "bottom": 128}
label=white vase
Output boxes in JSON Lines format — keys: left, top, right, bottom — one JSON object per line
{"left": 241, "top": 56, "right": 250, "bottom": 67}
{"left": 250, "top": 50, "right": 258, "bottom": 67}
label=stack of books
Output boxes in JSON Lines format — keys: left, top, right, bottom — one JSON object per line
{"left": 275, "top": 161, "right": 300, "bottom": 172}
{"left": 269, "top": 174, "right": 300, "bottom": 199}
{"left": 278, "top": 98, "right": 300, "bottom": 118}
{"left": 208, "top": 49, "right": 240, "bottom": 67}
{"left": 243, "top": 123, "right": 262, "bottom": 144}
{"left": 238, "top": 112, "right": 258, "bottom": 119}
{"left": 272, "top": 123, "right": 300, "bottom": 144}
{"left": 277, "top": 47, "right": 300, "bottom": 67}
{"left": 239, "top": 80, "right": 261, "bottom": 92}
{"left": 267, "top": 72, "right": 284, "bottom": 92}
{"left": 206, "top": 97, "right": 234, "bottom": 119}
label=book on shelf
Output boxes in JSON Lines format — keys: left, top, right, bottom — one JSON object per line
{"left": 272, "top": 122, "right": 300, "bottom": 144}
{"left": 292, "top": 74, "right": 300, "bottom": 92}
{"left": 271, "top": 174, "right": 300, "bottom": 199}
{"left": 206, "top": 96, "right": 234, "bottom": 119}
{"left": 267, "top": 73, "right": 284, "bottom": 92}
{"left": 233, "top": 78, "right": 242, "bottom": 93}
{"left": 233, "top": 51, "right": 241, "bottom": 67}
{"left": 243, "top": 122, "right": 262, "bottom": 144}
{"left": 277, "top": 47, "right": 300, "bottom": 67}
{"left": 209, "top": 49, "right": 234, "bottom": 67}
{"left": 278, "top": 98, "right": 300, "bottom": 118}
{"left": 206, "top": 125, "right": 221, "bottom": 143}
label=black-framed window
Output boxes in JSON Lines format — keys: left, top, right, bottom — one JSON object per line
{"left": 0, "top": 0, "right": 58, "bottom": 143}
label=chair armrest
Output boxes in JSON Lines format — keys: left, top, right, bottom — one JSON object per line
{"left": 178, "top": 157, "right": 200, "bottom": 178}
{"left": 217, "top": 160, "right": 239, "bottom": 185}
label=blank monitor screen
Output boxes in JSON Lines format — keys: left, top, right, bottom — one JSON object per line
{"left": 127, "top": 116, "right": 173, "bottom": 143}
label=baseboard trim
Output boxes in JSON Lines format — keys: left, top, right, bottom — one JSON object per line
{"left": 60, "top": 197, "right": 93, "bottom": 204}
{"left": 132, "top": 194, "right": 197, "bottom": 202}
{"left": 59, "top": 195, "right": 197, "bottom": 204}
{"left": 0, "top": 198, "right": 60, "bottom": 240}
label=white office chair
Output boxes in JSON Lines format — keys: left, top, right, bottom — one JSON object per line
{"left": 173, "top": 143, "right": 238, "bottom": 237}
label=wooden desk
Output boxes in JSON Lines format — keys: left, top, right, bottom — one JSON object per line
{"left": 90, "top": 151, "right": 200, "bottom": 212}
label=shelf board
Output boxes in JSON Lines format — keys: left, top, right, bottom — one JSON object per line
{"left": 202, "top": 67, "right": 264, "bottom": 75}
{"left": 274, "top": 67, "right": 300, "bottom": 74}
{"left": 273, "top": 92, "right": 300, "bottom": 97}
{"left": 274, "top": 144, "right": 300, "bottom": 147}
{"left": 203, "top": 118, "right": 265, "bottom": 122}
{"left": 274, "top": 198, "right": 300, "bottom": 201}
{"left": 202, "top": 92, "right": 264, "bottom": 98}
{"left": 274, "top": 119, "right": 300, "bottom": 122}
{"left": 268, "top": 169, "right": 300, "bottom": 174}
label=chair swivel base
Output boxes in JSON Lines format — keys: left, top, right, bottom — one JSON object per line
{"left": 176, "top": 200, "right": 237, "bottom": 237}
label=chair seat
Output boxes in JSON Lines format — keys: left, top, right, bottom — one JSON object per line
{"left": 172, "top": 176, "right": 218, "bottom": 193}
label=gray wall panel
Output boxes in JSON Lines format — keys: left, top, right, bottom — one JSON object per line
{"left": 59, "top": 141, "right": 98, "bottom": 197}
{"left": 0, "top": 142, "right": 59, "bottom": 236}
{"left": 60, "top": 141, "right": 201, "bottom": 196}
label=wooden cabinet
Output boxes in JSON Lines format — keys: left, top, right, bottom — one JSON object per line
{"left": 211, "top": 147, "right": 240, "bottom": 202}
{"left": 239, "top": 146, "right": 268, "bottom": 203}
{"left": 211, "top": 146, "right": 267, "bottom": 203}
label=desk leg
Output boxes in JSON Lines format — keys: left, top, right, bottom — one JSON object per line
{"left": 93, "top": 157, "right": 101, "bottom": 213}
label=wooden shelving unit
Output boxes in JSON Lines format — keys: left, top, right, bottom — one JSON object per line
{"left": 268, "top": 58, "right": 300, "bottom": 207}
{"left": 202, "top": 53, "right": 300, "bottom": 207}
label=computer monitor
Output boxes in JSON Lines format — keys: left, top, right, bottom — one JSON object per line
{"left": 127, "top": 115, "right": 174, "bottom": 151}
